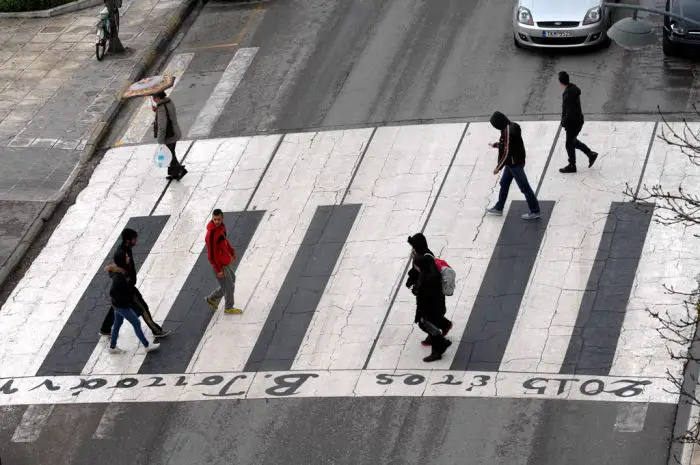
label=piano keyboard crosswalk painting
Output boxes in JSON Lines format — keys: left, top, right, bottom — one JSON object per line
{"left": 1, "top": 121, "right": 698, "bottom": 406}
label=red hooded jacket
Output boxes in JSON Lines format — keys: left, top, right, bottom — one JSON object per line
{"left": 206, "top": 221, "right": 235, "bottom": 273}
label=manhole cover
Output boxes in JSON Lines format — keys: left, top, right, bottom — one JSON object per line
{"left": 40, "top": 26, "right": 66, "bottom": 33}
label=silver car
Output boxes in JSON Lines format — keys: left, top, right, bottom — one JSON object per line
{"left": 513, "top": 0, "right": 615, "bottom": 49}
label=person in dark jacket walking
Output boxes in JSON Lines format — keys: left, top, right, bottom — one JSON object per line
{"left": 106, "top": 250, "right": 160, "bottom": 354}
{"left": 411, "top": 254, "right": 452, "bottom": 362}
{"left": 558, "top": 71, "right": 598, "bottom": 174}
{"left": 204, "top": 209, "right": 242, "bottom": 314}
{"left": 153, "top": 91, "right": 187, "bottom": 181}
{"left": 99, "top": 228, "right": 170, "bottom": 339}
{"left": 486, "top": 111, "right": 541, "bottom": 221}
{"left": 406, "top": 233, "right": 453, "bottom": 346}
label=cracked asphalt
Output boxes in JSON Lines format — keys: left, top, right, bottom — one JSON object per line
{"left": 2, "top": 0, "right": 698, "bottom": 463}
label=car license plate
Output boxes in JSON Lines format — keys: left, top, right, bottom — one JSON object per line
{"left": 543, "top": 30, "right": 574, "bottom": 38}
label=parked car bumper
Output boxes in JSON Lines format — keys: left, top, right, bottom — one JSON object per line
{"left": 513, "top": 21, "right": 607, "bottom": 48}
{"left": 664, "top": 29, "right": 700, "bottom": 47}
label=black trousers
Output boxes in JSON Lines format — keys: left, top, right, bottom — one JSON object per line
{"left": 418, "top": 315, "right": 452, "bottom": 341}
{"left": 101, "top": 287, "right": 162, "bottom": 335}
{"left": 564, "top": 124, "right": 592, "bottom": 166}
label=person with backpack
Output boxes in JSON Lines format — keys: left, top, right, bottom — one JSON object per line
{"left": 105, "top": 250, "right": 160, "bottom": 354}
{"left": 153, "top": 91, "right": 187, "bottom": 180}
{"left": 486, "top": 111, "right": 541, "bottom": 221}
{"left": 410, "top": 254, "right": 452, "bottom": 362}
{"left": 406, "top": 233, "right": 454, "bottom": 346}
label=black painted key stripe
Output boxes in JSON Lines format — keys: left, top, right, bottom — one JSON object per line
{"left": 243, "top": 204, "right": 362, "bottom": 372}
{"left": 36, "top": 215, "right": 170, "bottom": 376}
{"left": 139, "top": 210, "right": 265, "bottom": 374}
{"left": 449, "top": 201, "right": 555, "bottom": 372}
{"left": 559, "top": 202, "right": 653, "bottom": 376}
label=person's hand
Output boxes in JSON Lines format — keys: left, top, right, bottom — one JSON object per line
{"left": 216, "top": 272, "right": 224, "bottom": 279}
{"left": 493, "top": 168, "right": 499, "bottom": 175}
{"left": 490, "top": 142, "right": 499, "bottom": 148}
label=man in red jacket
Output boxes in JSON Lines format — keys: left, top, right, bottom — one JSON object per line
{"left": 204, "top": 209, "right": 242, "bottom": 314}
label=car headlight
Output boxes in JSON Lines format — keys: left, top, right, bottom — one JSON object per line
{"left": 670, "top": 22, "right": 687, "bottom": 35}
{"left": 517, "top": 7, "right": 534, "bottom": 26}
{"left": 582, "top": 6, "right": 601, "bottom": 25}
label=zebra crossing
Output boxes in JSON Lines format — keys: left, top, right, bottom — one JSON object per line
{"left": 1, "top": 112, "right": 699, "bottom": 406}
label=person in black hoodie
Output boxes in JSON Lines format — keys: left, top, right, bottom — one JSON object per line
{"left": 99, "top": 228, "right": 170, "bottom": 339}
{"left": 411, "top": 254, "right": 452, "bottom": 362}
{"left": 558, "top": 71, "right": 598, "bottom": 174}
{"left": 105, "top": 250, "right": 160, "bottom": 354}
{"left": 486, "top": 111, "right": 541, "bottom": 221}
{"left": 406, "top": 233, "right": 453, "bottom": 346}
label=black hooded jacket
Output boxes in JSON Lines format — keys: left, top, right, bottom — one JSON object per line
{"left": 106, "top": 250, "right": 134, "bottom": 308}
{"left": 561, "top": 84, "right": 584, "bottom": 129}
{"left": 406, "top": 233, "right": 435, "bottom": 288}
{"left": 490, "top": 111, "right": 526, "bottom": 170}
{"left": 411, "top": 255, "right": 446, "bottom": 323}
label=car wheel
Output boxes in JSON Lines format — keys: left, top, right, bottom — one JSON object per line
{"left": 513, "top": 34, "right": 522, "bottom": 49}
{"left": 663, "top": 34, "right": 678, "bottom": 56}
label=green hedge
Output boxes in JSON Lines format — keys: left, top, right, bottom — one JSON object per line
{"left": 0, "top": 0, "right": 75, "bottom": 12}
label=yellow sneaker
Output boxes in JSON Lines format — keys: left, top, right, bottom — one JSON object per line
{"left": 224, "top": 307, "right": 243, "bottom": 315}
{"left": 205, "top": 297, "right": 218, "bottom": 311}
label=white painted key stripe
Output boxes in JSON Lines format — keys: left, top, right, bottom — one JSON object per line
{"left": 187, "top": 47, "right": 258, "bottom": 138}
{"left": 11, "top": 404, "right": 54, "bottom": 442}
{"left": 118, "top": 52, "right": 195, "bottom": 145}
{"left": 0, "top": 371, "right": 678, "bottom": 406}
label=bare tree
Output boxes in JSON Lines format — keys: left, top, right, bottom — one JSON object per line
{"left": 624, "top": 104, "right": 700, "bottom": 457}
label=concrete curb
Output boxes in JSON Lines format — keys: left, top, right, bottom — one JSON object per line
{"left": 0, "top": 0, "right": 201, "bottom": 289}
{"left": 0, "top": 0, "right": 101, "bottom": 18}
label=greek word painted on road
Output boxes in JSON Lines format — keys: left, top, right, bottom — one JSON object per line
{"left": 0, "top": 370, "right": 676, "bottom": 405}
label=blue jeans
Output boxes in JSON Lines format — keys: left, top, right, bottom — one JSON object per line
{"left": 494, "top": 164, "right": 540, "bottom": 214}
{"left": 111, "top": 306, "right": 149, "bottom": 349}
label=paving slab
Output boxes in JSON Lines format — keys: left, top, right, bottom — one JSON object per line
{"left": 0, "top": 0, "right": 200, "bottom": 286}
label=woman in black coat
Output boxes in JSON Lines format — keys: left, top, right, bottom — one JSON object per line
{"left": 406, "top": 233, "right": 453, "bottom": 346}
{"left": 411, "top": 254, "right": 452, "bottom": 362}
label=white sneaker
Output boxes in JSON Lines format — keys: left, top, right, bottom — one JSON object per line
{"left": 109, "top": 347, "right": 126, "bottom": 354}
{"left": 145, "top": 342, "right": 160, "bottom": 353}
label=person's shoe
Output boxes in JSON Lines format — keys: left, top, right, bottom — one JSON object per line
{"left": 154, "top": 329, "right": 172, "bottom": 339}
{"left": 99, "top": 331, "right": 110, "bottom": 337}
{"left": 521, "top": 212, "right": 541, "bottom": 221}
{"left": 224, "top": 307, "right": 243, "bottom": 315}
{"left": 443, "top": 321, "right": 454, "bottom": 337}
{"left": 485, "top": 206, "right": 503, "bottom": 216}
{"left": 421, "top": 337, "right": 432, "bottom": 347}
{"left": 559, "top": 164, "right": 577, "bottom": 173}
{"left": 146, "top": 342, "right": 161, "bottom": 353}
{"left": 109, "top": 347, "right": 126, "bottom": 354}
{"left": 205, "top": 297, "right": 219, "bottom": 311}
{"left": 423, "top": 353, "right": 443, "bottom": 362}
{"left": 588, "top": 152, "right": 598, "bottom": 168}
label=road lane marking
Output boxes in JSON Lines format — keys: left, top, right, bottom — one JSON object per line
{"left": 93, "top": 404, "right": 125, "bottom": 439}
{"left": 187, "top": 47, "right": 258, "bottom": 138}
{"left": 11, "top": 404, "right": 54, "bottom": 443}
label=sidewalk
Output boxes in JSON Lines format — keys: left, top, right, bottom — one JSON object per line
{"left": 0, "top": 0, "right": 198, "bottom": 286}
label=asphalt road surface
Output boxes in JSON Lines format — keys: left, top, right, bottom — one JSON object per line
{"left": 3, "top": 0, "right": 699, "bottom": 464}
